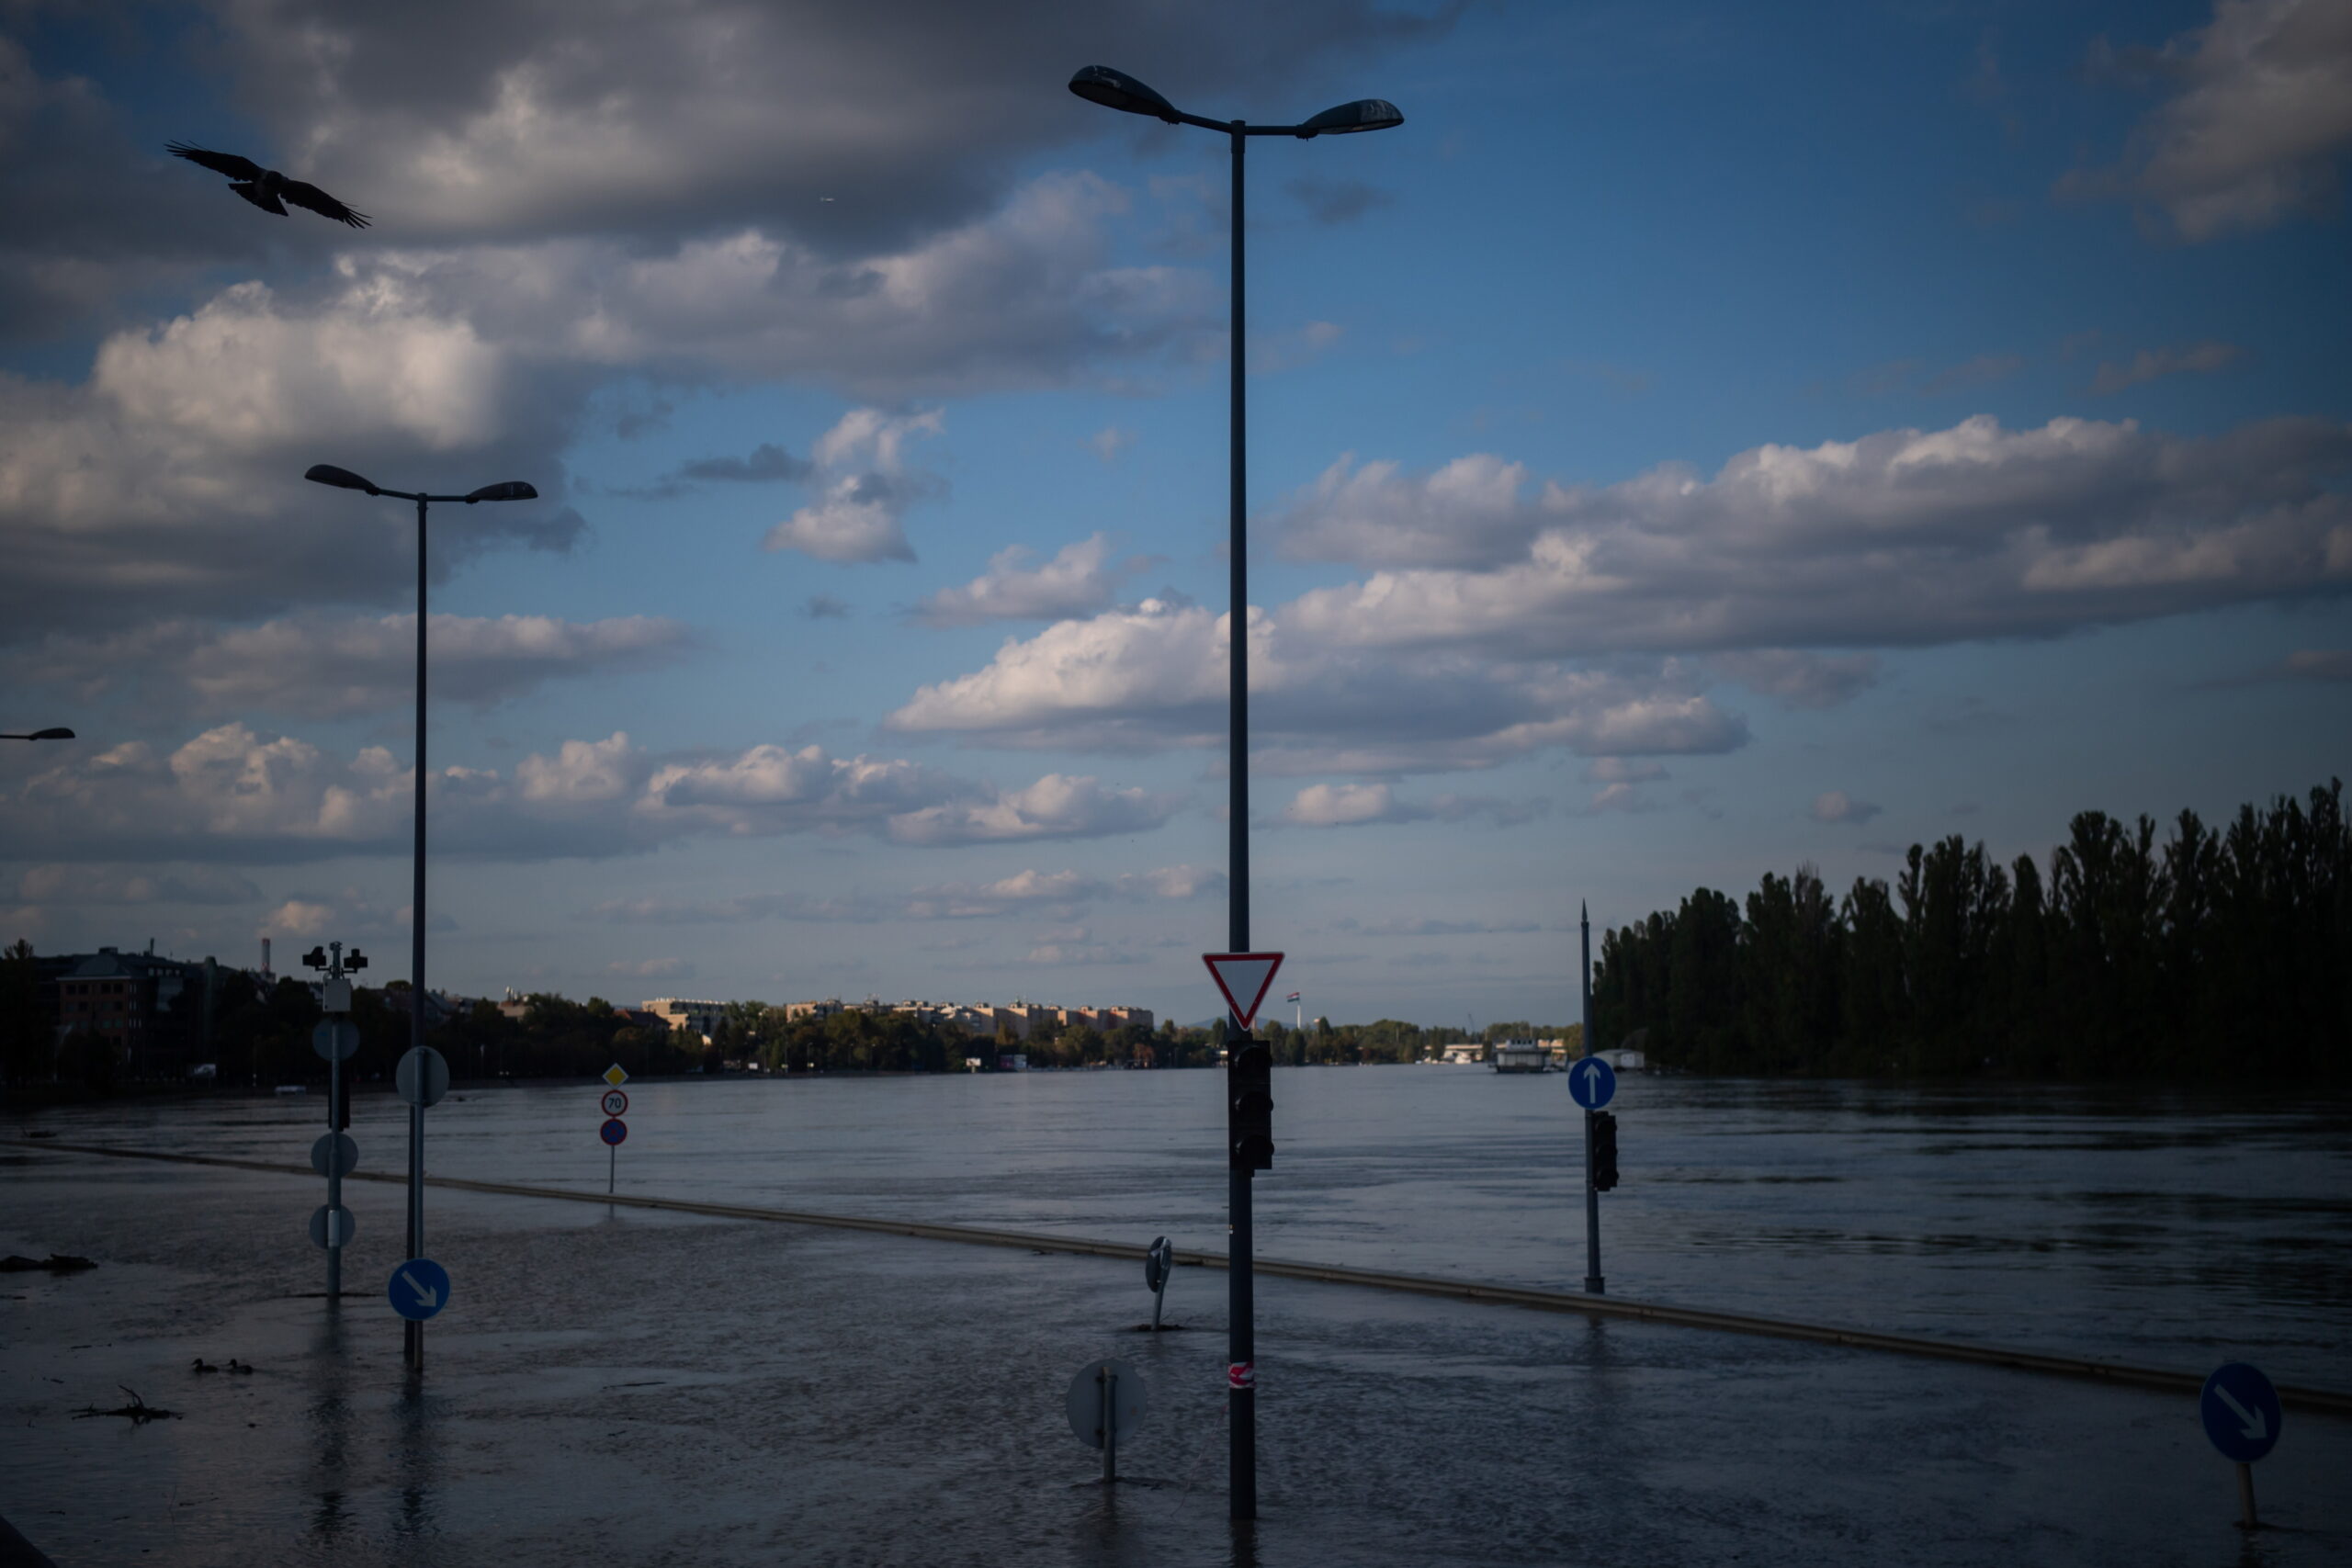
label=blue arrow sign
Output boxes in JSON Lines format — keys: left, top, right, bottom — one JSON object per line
{"left": 2199, "top": 1362, "right": 2282, "bottom": 1463}
{"left": 389, "top": 1257, "right": 450, "bottom": 1322}
{"left": 1567, "top": 1055, "right": 1617, "bottom": 1111}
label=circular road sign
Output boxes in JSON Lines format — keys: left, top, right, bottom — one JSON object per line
{"left": 599, "top": 1117, "right": 628, "bottom": 1146}
{"left": 1064, "top": 1359, "right": 1148, "bottom": 1451}
{"left": 396, "top": 1044, "right": 450, "bottom": 1108}
{"left": 389, "top": 1258, "right": 450, "bottom": 1322}
{"left": 1145, "top": 1235, "right": 1172, "bottom": 1294}
{"left": 311, "top": 1020, "right": 359, "bottom": 1062}
{"left": 310, "top": 1131, "right": 359, "bottom": 1179}
{"left": 601, "top": 1089, "right": 628, "bottom": 1117}
{"left": 1566, "top": 1055, "right": 1618, "bottom": 1111}
{"left": 307, "top": 1203, "right": 356, "bottom": 1249}
{"left": 2200, "top": 1362, "right": 2283, "bottom": 1463}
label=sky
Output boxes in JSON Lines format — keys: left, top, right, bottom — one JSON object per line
{"left": 1, "top": 0, "right": 2347, "bottom": 1027}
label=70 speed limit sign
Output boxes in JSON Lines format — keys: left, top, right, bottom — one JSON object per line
{"left": 601, "top": 1089, "right": 628, "bottom": 1116}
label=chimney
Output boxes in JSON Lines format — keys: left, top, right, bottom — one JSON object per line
{"left": 261, "top": 936, "right": 273, "bottom": 983}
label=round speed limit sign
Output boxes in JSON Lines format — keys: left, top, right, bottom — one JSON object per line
{"left": 601, "top": 1089, "right": 628, "bottom": 1117}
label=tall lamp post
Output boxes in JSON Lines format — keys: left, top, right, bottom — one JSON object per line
{"left": 1068, "top": 65, "right": 1401, "bottom": 1525}
{"left": 303, "top": 463, "right": 536, "bottom": 1370}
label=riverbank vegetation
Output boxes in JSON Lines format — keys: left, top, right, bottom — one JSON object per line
{"left": 1592, "top": 780, "right": 2349, "bottom": 1083}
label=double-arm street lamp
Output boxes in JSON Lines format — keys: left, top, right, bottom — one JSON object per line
{"left": 1069, "top": 64, "right": 1401, "bottom": 1524}
{"left": 303, "top": 462, "right": 536, "bottom": 1370}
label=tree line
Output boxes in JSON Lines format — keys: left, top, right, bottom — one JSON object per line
{"left": 1591, "top": 780, "right": 2350, "bottom": 1082}
{"left": 0, "top": 941, "right": 1589, "bottom": 1099}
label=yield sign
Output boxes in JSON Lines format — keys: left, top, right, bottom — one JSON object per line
{"left": 1203, "top": 953, "right": 1284, "bottom": 1030}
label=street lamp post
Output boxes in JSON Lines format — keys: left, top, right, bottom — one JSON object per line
{"left": 303, "top": 463, "right": 536, "bottom": 1371}
{"left": 1068, "top": 66, "right": 1401, "bottom": 1525}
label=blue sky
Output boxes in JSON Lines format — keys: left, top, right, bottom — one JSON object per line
{"left": 2, "top": 0, "right": 2346, "bottom": 1025}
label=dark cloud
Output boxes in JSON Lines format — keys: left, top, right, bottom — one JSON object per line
{"left": 184, "top": 0, "right": 1454, "bottom": 252}
{"left": 2063, "top": 0, "right": 2352, "bottom": 242}
{"left": 677, "top": 443, "right": 811, "bottom": 484}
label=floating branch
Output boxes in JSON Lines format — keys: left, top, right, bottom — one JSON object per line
{"left": 74, "top": 1386, "right": 178, "bottom": 1423}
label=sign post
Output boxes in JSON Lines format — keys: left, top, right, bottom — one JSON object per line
{"left": 601, "top": 1066, "right": 628, "bottom": 1196}
{"left": 303, "top": 941, "right": 366, "bottom": 1303}
{"left": 2199, "top": 1362, "right": 2283, "bottom": 1529}
{"left": 1204, "top": 950, "right": 1282, "bottom": 1522}
{"left": 1065, "top": 1359, "right": 1147, "bottom": 1486}
{"left": 1577, "top": 904, "right": 1605, "bottom": 1294}
{"left": 395, "top": 1042, "right": 449, "bottom": 1370}
{"left": 1145, "top": 1235, "right": 1173, "bottom": 1332}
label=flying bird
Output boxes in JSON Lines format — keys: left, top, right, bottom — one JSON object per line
{"left": 167, "top": 141, "right": 370, "bottom": 228}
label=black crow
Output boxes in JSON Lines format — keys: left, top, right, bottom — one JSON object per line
{"left": 167, "top": 142, "right": 371, "bottom": 228}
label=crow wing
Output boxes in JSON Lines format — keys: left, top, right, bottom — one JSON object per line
{"left": 167, "top": 141, "right": 264, "bottom": 180}
{"left": 279, "top": 179, "right": 371, "bottom": 229}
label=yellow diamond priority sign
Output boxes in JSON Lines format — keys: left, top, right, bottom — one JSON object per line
{"left": 603, "top": 1063, "right": 628, "bottom": 1088}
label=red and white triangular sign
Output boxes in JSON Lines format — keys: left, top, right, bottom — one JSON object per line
{"left": 1204, "top": 952, "right": 1284, "bottom": 1030}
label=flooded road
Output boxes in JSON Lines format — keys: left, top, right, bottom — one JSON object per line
{"left": 5, "top": 1069, "right": 2348, "bottom": 1563}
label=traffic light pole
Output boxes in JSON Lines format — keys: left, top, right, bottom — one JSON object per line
{"left": 1582, "top": 904, "right": 1604, "bottom": 1294}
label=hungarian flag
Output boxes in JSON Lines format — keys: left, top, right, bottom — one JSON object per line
{"left": 1285, "top": 991, "right": 1301, "bottom": 1002}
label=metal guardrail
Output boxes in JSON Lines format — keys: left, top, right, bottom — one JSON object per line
{"left": 14, "top": 1137, "right": 2349, "bottom": 1418}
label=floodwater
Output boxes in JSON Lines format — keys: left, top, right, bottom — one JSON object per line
{"left": 5, "top": 1068, "right": 2349, "bottom": 1565}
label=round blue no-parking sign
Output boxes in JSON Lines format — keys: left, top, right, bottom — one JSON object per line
{"left": 1566, "top": 1055, "right": 1617, "bottom": 1111}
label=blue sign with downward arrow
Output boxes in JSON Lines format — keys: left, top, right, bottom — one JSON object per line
{"left": 1566, "top": 1055, "right": 1617, "bottom": 1111}
{"left": 2199, "top": 1362, "right": 2281, "bottom": 1463}
{"left": 389, "top": 1257, "right": 451, "bottom": 1323}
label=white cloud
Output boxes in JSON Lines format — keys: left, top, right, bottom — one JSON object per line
{"left": 0, "top": 274, "right": 583, "bottom": 642}
{"left": 1090, "top": 426, "right": 1136, "bottom": 463}
{"left": 1279, "top": 782, "right": 1549, "bottom": 829}
{"left": 905, "top": 869, "right": 1108, "bottom": 918}
{"left": 886, "top": 773, "right": 1184, "bottom": 847}
{"left": 1812, "top": 791, "right": 1883, "bottom": 825}
{"left": 1277, "top": 452, "right": 1558, "bottom": 569}
{"left": 0, "top": 724, "right": 1181, "bottom": 863}
{"left": 1283, "top": 782, "right": 1407, "bottom": 828}
{"left": 2074, "top": 0, "right": 2352, "bottom": 242}
{"left": 885, "top": 597, "right": 1750, "bottom": 774}
{"left": 1278, "top": 415, "right": 2352, "bottom": 659}
{"left": 763, "top": 408, "right": 942, "bottom": 563}
{"left": 912, "top": 534, "right": 1131, "bottom": 626}
{"left": 12, "top": 613, "right": 689, "bottom": 718}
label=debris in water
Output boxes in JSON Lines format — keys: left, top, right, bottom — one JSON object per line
{"left": 74, "top": 1386, "right": 178, "bottom": 1423}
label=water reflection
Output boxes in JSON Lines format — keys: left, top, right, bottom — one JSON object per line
{"left": 305, "top": 1312, "right": 352, "bottom": 1548}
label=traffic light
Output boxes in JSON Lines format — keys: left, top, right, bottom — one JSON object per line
{"left": 1228, "top": 1041, "right": 1273, "bottom": 1170}
{"left": 1589, "top": 1110, "right": 1619, "bottom": 1191}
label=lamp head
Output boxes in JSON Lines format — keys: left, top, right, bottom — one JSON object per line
{"left": 464, "top": 480, "right": 537, "bottom": 503}
{"left": 28, "top": 727, "right": 74, "bottom": 740}
{"left": 1069, "top": 65, "right": 1181, "bottom": 122}
{"left": 301, "top": 947, "right": 328, "bottom": 971}
{"left": 345, "top": 949, "right": 368, "bottom": 971}
{"left": 1297, "top": 97, "right": 1404, "bottom": 137}
{"left": 304, "top": 463, "right": 379, "bottom": 495}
